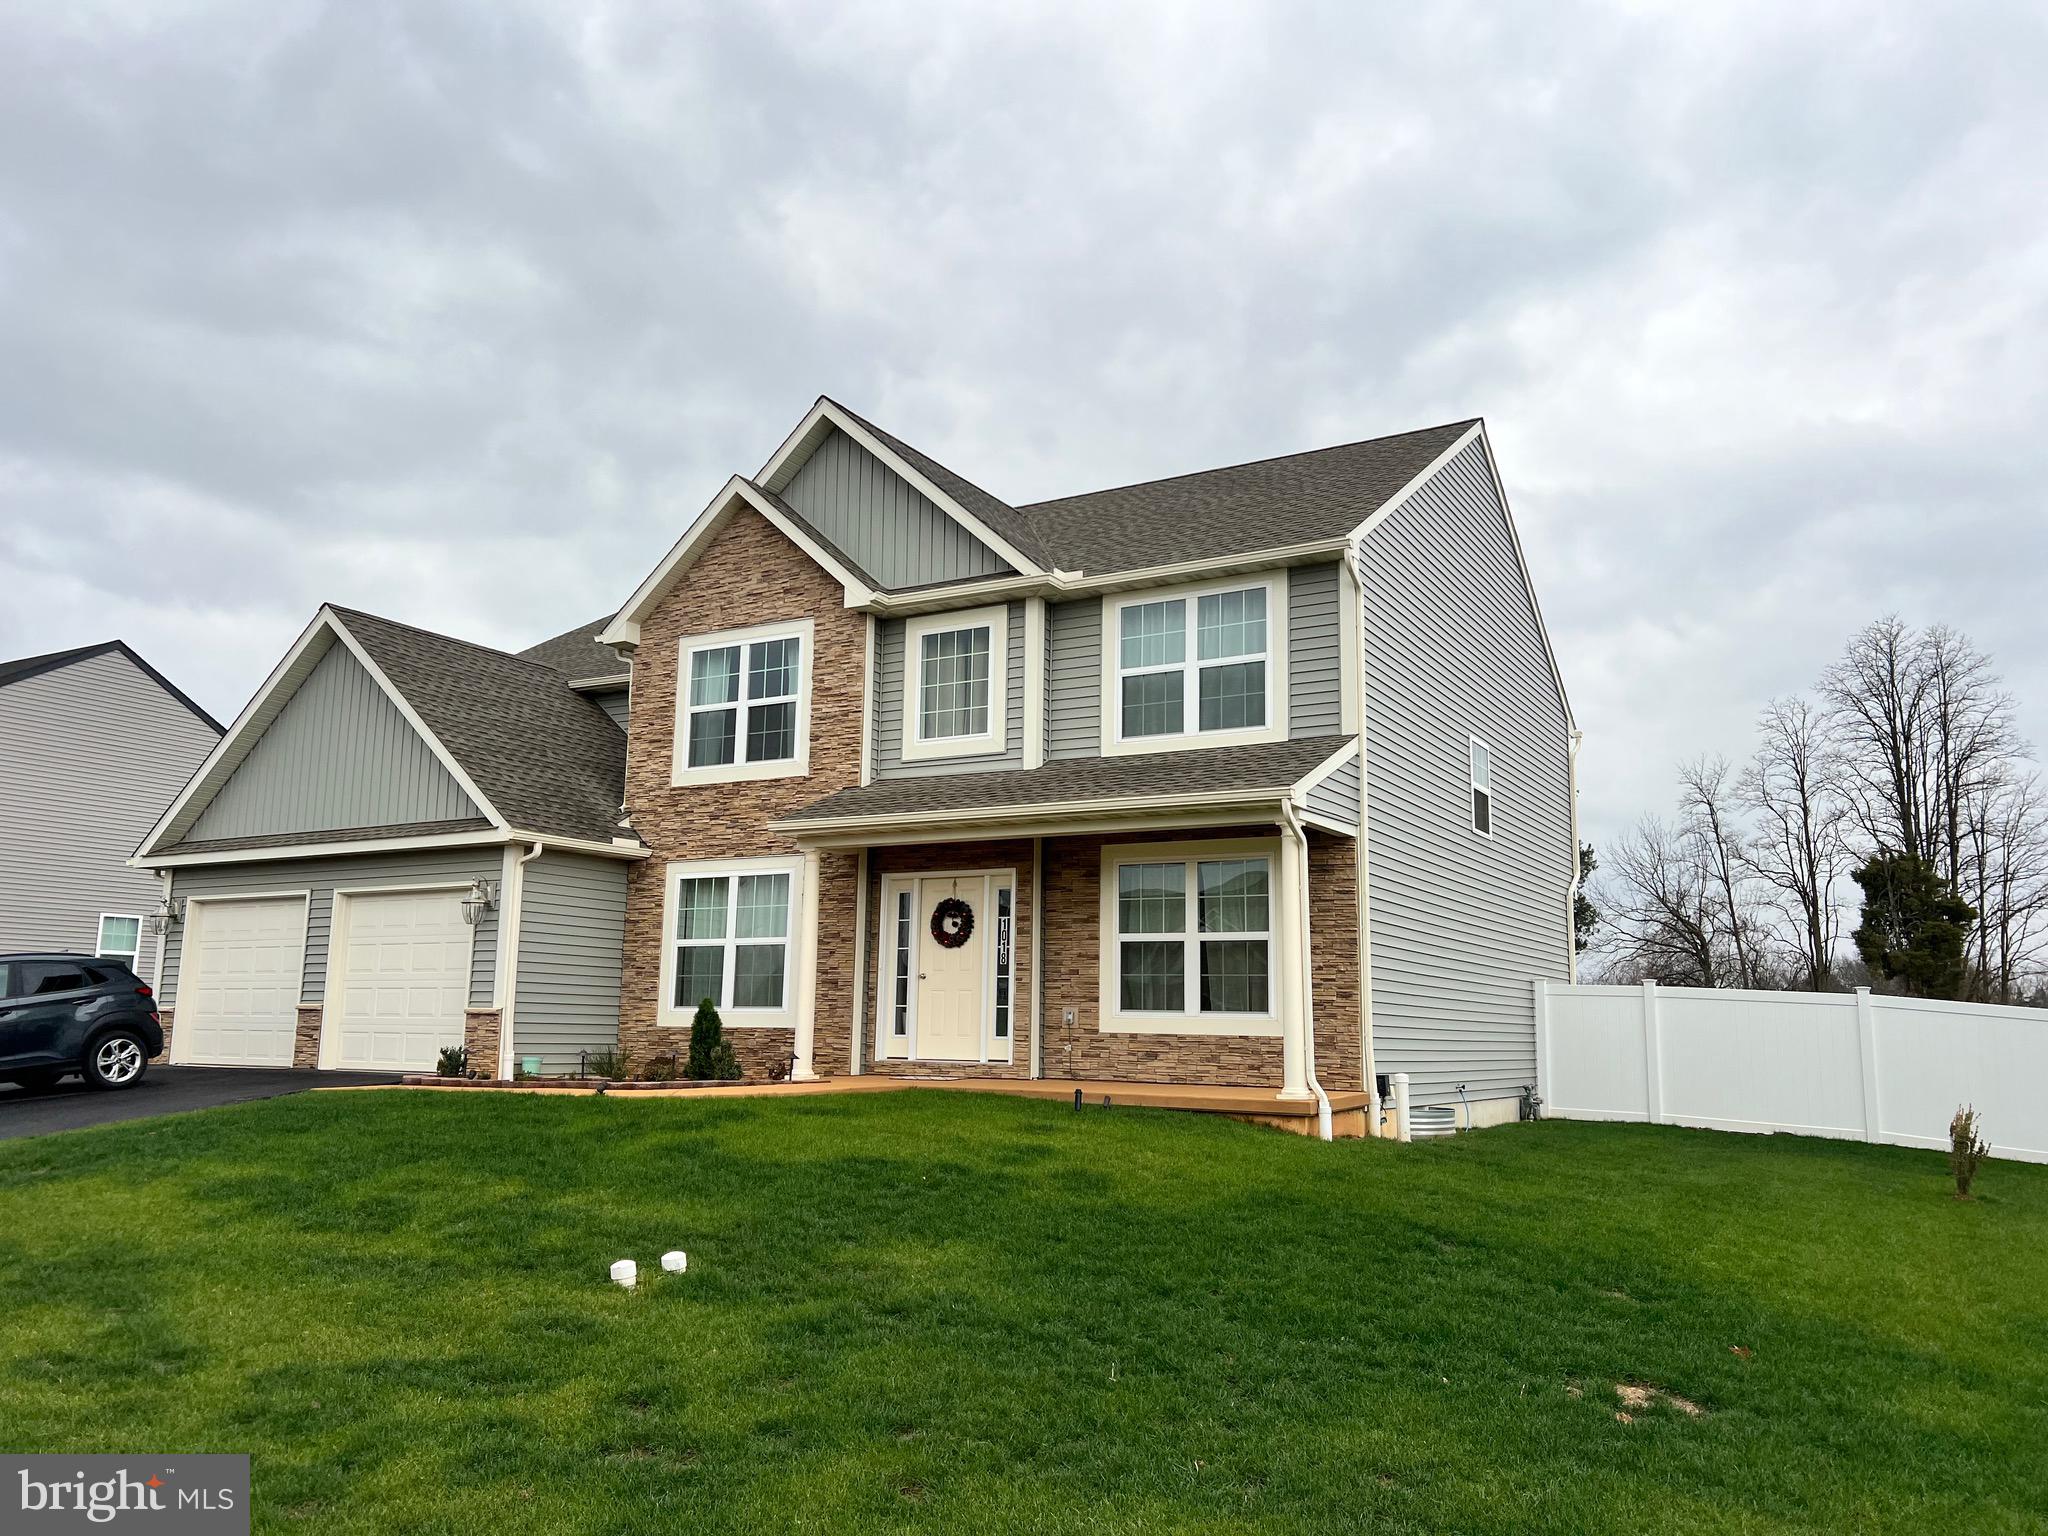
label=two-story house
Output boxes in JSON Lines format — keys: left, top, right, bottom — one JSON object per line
{"left": 133, "top": 397, "right": 1576, "bottom": 1131}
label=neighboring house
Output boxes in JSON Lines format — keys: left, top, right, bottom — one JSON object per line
{"left": 0, "top": 642, "right": 222, "bottom": 978}
{"left": 134, "top": 396, "right": 1578, "bottom": 1128}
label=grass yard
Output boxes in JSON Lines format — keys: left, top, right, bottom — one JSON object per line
{"left": 2, "top": 1090, "right": 2044, "bottom": 1534}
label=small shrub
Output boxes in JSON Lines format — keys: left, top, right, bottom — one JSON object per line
{"left": 637, "top": 1055, "right": 680, "bottom": 1083}
{"left": 582, "top": 1047, "right": 630, "bottom": 1081}
{"left": 1950, "top": 1105, "right": 1990, "bottom": 1199}
{"left": 686, "top": 999, "right": 742, "bottom": 1081}
{"left": 436, "top": 1044, "right": 469, "bottom": 1079}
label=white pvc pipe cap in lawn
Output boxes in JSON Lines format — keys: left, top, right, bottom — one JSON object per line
{"left": 610, "top": 1258, "right": 637, "bottom": 1288}
{"left": 661, "top": 1250, "right": 688, "bottom": 1273}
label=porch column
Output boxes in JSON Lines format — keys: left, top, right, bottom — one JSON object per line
{"left": 1277, "top": 824, "right": 1311, "bottom": 1100}
{"left": 790, "top": 846, "right": 823, "bottom": 1082}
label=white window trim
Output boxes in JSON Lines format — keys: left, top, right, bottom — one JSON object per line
{"left": 1100, "top": 574, "right": 1288, "bottom": 757}
{"left": 94, "top": 913, "right": 144, "bottom": 964}
{"left": 1097, "top": 836, "right": 1282, "bottom": 1036}
{"left": 656, "top": 855, "right": 805, "bottom": 1030}
{"left": 1469, "top": 733, "right": 1494, "bottom": 839}
{"left": 901, "top": 605, "right": 1009, "bottom": 763}
{"left": 671, "top": 618, "right": 814, "bottom": 786}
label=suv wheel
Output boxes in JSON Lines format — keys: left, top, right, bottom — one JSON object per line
{"left": 84, "top": 1031, "right": 149, "bottom": 1091}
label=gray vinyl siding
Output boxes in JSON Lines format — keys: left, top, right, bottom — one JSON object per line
{"left": 1287, "top": 562, "right": 1343, "bottom": 736}
{"left": 872, "top": 602, "right": 1027, "bottom": 778}
{"left": 187, "top": 644, "right": 478, "bottom": 841}
{"left": 511, "top": 852, "right": 628, "bottom": 1075}
{"left": 1305, "top": 755, "right": 1361, "bottom": 830}
{"left": 1360, "top": 438, "right": 1573, "bottom": 1106}
{"left": 585, "top": 686, "right": 630, "bottom": 733}
{"left": 0, "top": 650, "right": 219, "bottom": 979}
{"left": 1044, "top": 596, "right": 1102, "bottom": 760}
{"left": 781, "top": 427, "right": 1013, "bottom": 589}
{"left": 160, "top": 847, "right": 503, "bottom": 1009}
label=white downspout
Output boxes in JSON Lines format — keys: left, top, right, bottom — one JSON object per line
{"left": 1283, "top": 803, "right": 1333, "bottom": 1141}
{"left": 1030, "top": 835, "right": 1045, "bottom": 1080}
{"left": 497, "top": 841, "right": 544, "bottom": 1080}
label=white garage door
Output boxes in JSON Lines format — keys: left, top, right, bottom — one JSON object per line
{"left": 330, "top": 890, "right": 473, "bottom": 1071}
{"left": 176, "top": 896, "right": 307, "bottom": 1066}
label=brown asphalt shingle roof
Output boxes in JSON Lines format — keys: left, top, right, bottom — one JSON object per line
{"left": 1016, "top": 420, "right": 1476, "bottom": 575}
{"left": 333, "top": 607, "right": 630, "bottom": 846}
{"left": 778, "top": 735, "right": 1356, "bottom": 826}
{"left": 519, "top": 617, "right": 627, "bottom": 683}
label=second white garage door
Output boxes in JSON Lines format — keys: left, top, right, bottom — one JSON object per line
{"left": 328, "top": 889, "right": 474, "bottom": 1072}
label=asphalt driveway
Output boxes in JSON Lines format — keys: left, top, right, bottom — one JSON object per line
{"left": 0, "top": 1066, "right": 401, "bottom": 1140}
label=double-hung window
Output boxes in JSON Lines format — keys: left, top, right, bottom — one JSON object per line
{"left": 95, "top": 915, "right": 142, "bottom": 965}
{"left": 661, "top": 858, "right": 801, "bottom": 1024}
{"left": 903, "top": 605, "right": 1008, "bottom": 760}
{"left": 673, "top": 620, "right": 812, "bottom": 784}
{"left": 1469, "top": 735, "right": 1493, "bottom": 836}
{"left": 1104, "top": 842, "right": 1275, "bottom": 1030}
{"left": 1109, "top": 578, "right": 1283, "bottom": 751}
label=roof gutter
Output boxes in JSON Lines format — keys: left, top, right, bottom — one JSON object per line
{"left": 771, "top": 785, "right": 1292, "bottom": 841}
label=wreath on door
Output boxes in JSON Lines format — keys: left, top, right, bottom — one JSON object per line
{"left": 930, "top": 896, "right": 975, "bottom": 949}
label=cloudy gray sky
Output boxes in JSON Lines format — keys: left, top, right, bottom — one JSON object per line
{"left": 3, "top": 0, "right": 2043, "bottom": 852}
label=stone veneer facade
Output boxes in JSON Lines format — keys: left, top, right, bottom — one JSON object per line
{"left": 613, "top": 505, "right": 1363, "bottom": 1093}
{"left": 293, "top": 1006, "right": 323, "bottom": 1069}
{"left": 464, "top": 1008, "right": 503, "bottom": 1077}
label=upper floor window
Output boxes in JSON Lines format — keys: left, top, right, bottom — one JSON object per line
{"left": 902, "top": 605, "right": 1008, "bottom": 761}
{"left": 1469, "top": 735, "right": 1493, "bottom": 836}
{"left": 1105, "top": 577, "right": 1285, "bottom": 754}
{"left": 672, "top": 619, "right": 813, "bottom": 785}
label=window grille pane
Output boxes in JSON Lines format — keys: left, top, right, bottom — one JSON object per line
{"left": 1120, "top": 671, "right": 1184, "bottom": 738}
{"left": 1197, "top": 660, "right": 1266, "bottom": 731}
{"left": 674, "top": 945, "right": 724, "bottom": 1009}
{"left": 734, "top": 873, "right": 789, "bottom": 939}
{"left": 1119, "top": 939, "right": 1184, "bottom": 1011}
{"left": 1470, "top": 738, "right": 1492, "bottom": 793}
{"left": 891, "top": 891, "right": 912, "bottom": 1035}
{"left": 1200, "top": 939, "right": 1268, "bottom": 1013}
{"left": 1197, "top": 587, "right": 1265, "bottom": 660}
{"left": 920, "top": 626, "right": 991, "bottom": 739}
{"left": 97, "top": 916, "right": 141, "bottom": 957}
{"left": 733, "top": 944, "right": 786, "bottom": 1008}
{"left": 1119, "top": 599, "right": 1186, "bottom": 669}
{"left": 688, "top": 707, "right": 737, "bottom": 767}
{"left": 674, "top": 877, "right": 728, "bottom": 940}
{"left": 1118, "top": 862, "right": 1186, "bottom": 934}
{"left": 748, "top": 637, "right": 799, "bottom": 700}
{"left": 1197, "top": 859, "right": 1269, "bottom": 934}
{"left": 746, "top": 700, "right": 796, "bottom": 762}
{"left": 689, "top": 646, "right": 740, "bottom": 707}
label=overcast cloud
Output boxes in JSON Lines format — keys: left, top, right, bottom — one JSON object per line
{"left": 2, "top": 0, "right": 2043, "bottom": 852}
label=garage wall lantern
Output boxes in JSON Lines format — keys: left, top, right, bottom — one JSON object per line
{"left": 146, "top": 897, "right": 183, "bottom": 936}
{"left": 460, "top": 878, "right": 499, "bottom": 926}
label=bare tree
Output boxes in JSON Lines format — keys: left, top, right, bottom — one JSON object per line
{"left": 1964, "top": 771, "right": 2048, "bottom": 1004}
{"left": 1739, "top": 698, "right": 1850, "bottom": 990}
{"left": 1677, "top": 755, "right": 1764, "bottom": 987}
{"left": 1595, "top": 814, "right": 1726, "bottom": 986}
{"left": 1820, "top": 616, "right": 1932, "bottom": 861}
{"left": 1921, "top": 623, "right": 2020, "bottom": 893}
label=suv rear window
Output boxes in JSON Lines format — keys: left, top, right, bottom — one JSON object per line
{"left": 16, "top": 961, "right": 102, "bottom": 997}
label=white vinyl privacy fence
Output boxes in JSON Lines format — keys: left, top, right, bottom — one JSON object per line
{"left": 1535, "top": 980, "right": 2048, "bottom": 1164}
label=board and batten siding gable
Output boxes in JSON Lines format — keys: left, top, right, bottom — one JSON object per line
{"left": 872, "top": 602, "right": 1027, "bottom": 778}
{"left": 160, "top": 848, "right": 502, "bottom": 1009}
{"left": 0, "top": 649, "right": 219, "bottom": 976}
{"left": 1043, "top": 596, "right": 1103, "bottom": 760}
{"left": 781, "top": 427, "right": 1013, "bottom": 590}
{"left": 186, "top": 643, "right": 479, "bottom": 842}
{"left": 511, "top": 851, "right": 628, "bottom": 1074}
{"left": 1287, "top": 562, "right": 1343, "bottom": 737}
{"left": 1359, "top": 438, "right": 1572, "bottom": 1106}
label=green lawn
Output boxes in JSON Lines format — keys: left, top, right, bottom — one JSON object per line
{"left": 2, "top": 1091, "right": 2043, "bottom": 1534}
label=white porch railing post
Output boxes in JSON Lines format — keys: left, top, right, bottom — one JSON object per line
{"left": 1854, "top": 987, "right": 1882, "bottom": 1142}
{"left": 1640, "top": 980, "right": 1663, "bottom": 1124}
{"left": 1532, "top": 976, "right": 1553, "bottom": 1116}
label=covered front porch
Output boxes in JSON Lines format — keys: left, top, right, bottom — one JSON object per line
{"left": 772, "top": 736, "right": 1371, "bottom": 1126}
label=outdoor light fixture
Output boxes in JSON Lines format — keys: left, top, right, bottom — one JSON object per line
{"left": 146, "top": 897, "right": 183, "bottom": 936}
{"left": 459, "top": 878, "right": 498, "bottom": 926}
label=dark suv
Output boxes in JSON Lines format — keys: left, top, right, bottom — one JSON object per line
{"left": 0, "top": 954, "right": 164, "bottom": 1092}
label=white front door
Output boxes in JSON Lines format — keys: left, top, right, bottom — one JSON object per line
{"left": 176, "top": 896, "right": 307, "bottom": 1066}
{"left": 915, "top": 878, "right": 987, "bottom": 1062}
{"left": 330, "top": 889, "right": 473, "bottom": 1071}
